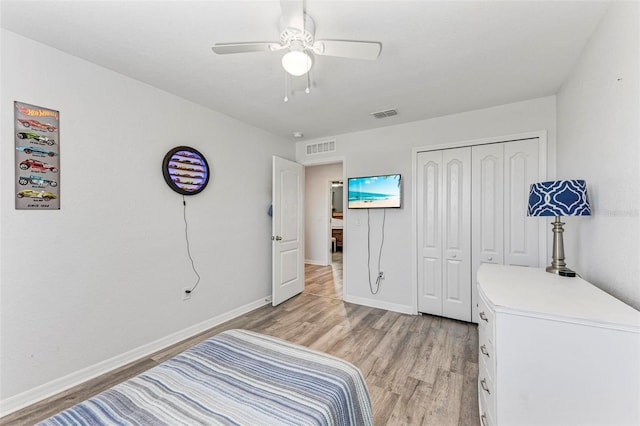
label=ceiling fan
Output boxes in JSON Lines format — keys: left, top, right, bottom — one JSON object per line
{"left": 211, "top": 0, "right": 382, "bottom": 80}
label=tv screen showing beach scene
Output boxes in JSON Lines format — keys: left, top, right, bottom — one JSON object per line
{"left": 348, "top": 174, "right": 402, "bottom": 209}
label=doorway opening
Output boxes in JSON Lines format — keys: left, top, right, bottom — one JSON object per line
{"left": 330, "top": 180, "right": 344, "bottom": 262}
{"left": 303, "top": 162, "right": 344, "bottom": 300}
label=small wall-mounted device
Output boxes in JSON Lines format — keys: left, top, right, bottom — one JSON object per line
{"left": 162, "top": 146, "right": 210, "bottom": 195}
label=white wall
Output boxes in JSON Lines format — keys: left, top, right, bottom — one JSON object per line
{"left": 557, "top": 2, "right": 640, "bottom": 310}
{"left": 0, "top": 30, "right": 293, "bottom": 411}
{"left": 297, "top": 97, "right": 556, "bottom": 313}
{"left": 304, "top": 163, "right": 343, "bottom": 265}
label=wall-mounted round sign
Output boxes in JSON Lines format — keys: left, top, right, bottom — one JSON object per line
{"left": 162, "top": 146, "right": 210, "bottom": 195}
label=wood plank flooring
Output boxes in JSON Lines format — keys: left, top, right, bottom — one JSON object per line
{"left": 1, "top": 254, "right": 478, "bottom": 425}
{"left": 303, "top": 251, "right": 343, "bottom": 299}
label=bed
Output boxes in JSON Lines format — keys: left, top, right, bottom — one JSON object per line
{"left": 38, "top": 329, "right": 373, "bottom": 425}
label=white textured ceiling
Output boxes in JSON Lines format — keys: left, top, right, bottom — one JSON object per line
{"left": 1, "top": 1, "right": 609, "bottom": 141}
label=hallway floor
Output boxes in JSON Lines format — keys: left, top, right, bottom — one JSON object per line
{"left": 304, "top": 250, "right": 343, "bottom": 299}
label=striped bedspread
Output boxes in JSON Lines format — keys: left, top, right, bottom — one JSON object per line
{"left": 39, "top": 329, "right": 373, "bottom": 425}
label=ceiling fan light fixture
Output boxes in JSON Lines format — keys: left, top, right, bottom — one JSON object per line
{"left": 282, "top": 51, "right": 312, "bottom": 76}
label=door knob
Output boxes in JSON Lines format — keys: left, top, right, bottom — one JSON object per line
{"left": 275, "top": 236, "right": 283, "bottom": 241}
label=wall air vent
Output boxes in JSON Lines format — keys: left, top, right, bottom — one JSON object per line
{"left": 306, "top": 140, "right": 336, "bottom": 155}
{"left": 370, "top": 108, "right": 398, "bottom": 119}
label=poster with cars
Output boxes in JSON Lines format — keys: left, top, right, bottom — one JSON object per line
{"left": 14, "top": 101, "right": 60, "bottom": 210}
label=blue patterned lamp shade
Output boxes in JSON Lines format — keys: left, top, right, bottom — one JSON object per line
{"left": 528, "top": 180, "right": 591, "bottom": 217}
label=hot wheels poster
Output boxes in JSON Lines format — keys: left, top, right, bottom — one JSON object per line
{"left": 14, "top": 101, "right": 60, "bottom": 210}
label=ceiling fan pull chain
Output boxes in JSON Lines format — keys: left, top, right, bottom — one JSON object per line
{"left": 284, "top": 71, "right": 289, "bottom": 102}
{"left": 305, "top": 71, "right": 311, "bottom": 94}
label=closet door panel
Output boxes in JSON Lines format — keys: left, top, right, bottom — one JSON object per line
{"left": 471, "top": 143, "right": 504, "bottom": 322}
{"left": 421, "top": 258, "right": 441, "bottom": 307}
{"left": 417, "top": 151, "right": 443, "bottom": 315}
{"left": 442, "top": 148, "right": 471, "bottom": 322}
{"left": 472, "top": 144, "right": 505, "bottom": 263}
{"left": 504, "top": 139, "right": 539, "bottom": 267}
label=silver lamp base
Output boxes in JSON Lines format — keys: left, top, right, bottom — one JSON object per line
{"left": 546, "top": 216, "right": 577, "bottom": 278}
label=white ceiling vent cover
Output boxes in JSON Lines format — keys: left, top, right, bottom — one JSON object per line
{"left": 306, "top": 140, "right": 336, "bottom": 155}
{"left": 371, "top": 108, "right": 398, "bottom": 119}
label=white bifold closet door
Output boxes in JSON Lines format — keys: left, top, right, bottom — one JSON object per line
{"left": 417, "top": 147, "right": 471, "bottom": 322}
{"left": 418, "top": 138, "right": 541, "bottom": 323}
{"left": 471, "top": 139, "right": 540, "bottom": 321}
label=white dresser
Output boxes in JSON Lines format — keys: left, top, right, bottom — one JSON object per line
{"left": 477, "top": 264, "right": 640, "bottom": 426}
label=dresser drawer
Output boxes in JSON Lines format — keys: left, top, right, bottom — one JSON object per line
{"left": 478, "top": 334, "right": 495, "bottom": 382}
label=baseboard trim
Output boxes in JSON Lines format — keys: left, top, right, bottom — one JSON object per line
{"left": 304, "top": 259, "right": 329, "bottom": 266}
{"left": 0, "top": 296, "right": 270, "bottom": 417}
{"left": 343, "top": 295, "right": 415, "bottom": 315}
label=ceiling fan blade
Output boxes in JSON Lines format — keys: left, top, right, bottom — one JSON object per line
{"left": 313, "top": 40, "right": 382, "bottom": 60}
{"left": 211, "top": 42, "right": 282, "bottom": 55}
{"left": 280, "top": 0, "right": 304, "bottom": 30}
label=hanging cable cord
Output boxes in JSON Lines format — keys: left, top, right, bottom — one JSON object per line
{"left": 182, "top": 195, "right": 201, "bottom": 294}
{"left": 367, "top": 208, "right": 386, "bottom": 295}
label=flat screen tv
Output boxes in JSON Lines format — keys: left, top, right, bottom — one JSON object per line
{"left": 348, "top": 174, "right": 402, "bottom": 209}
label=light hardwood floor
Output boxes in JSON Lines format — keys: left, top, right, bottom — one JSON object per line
{"left": 304, "top": 251, "right": 343, "bottom": 299}
{"left": 2, "top": 257, "right": 479, "bottom": 426}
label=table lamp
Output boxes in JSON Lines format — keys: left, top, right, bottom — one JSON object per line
{"left": 527, "top": 179, "right": 591, "bottom": 277}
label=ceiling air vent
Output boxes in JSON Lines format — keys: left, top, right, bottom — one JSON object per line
{"left": 306, "top": 140, "right": 336, "bottom": 155}
{"left": 370, "top": 108, "right": 398, "bottom": 119}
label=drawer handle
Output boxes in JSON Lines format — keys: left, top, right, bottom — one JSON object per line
{"left": 479, "top": 312, "right": 489, "bottom": 322}
{"left": 480, "top": 344, "right": 490, "bottom": 357}
{"left": 481, "top": 413, "right": 488, "bottom": 426}
{"left": 481, "top": 378, "right": 491, "bottom": 394}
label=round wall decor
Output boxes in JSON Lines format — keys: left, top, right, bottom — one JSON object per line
{"left": 162, "top": 146, "right": 210, "bottom": 195}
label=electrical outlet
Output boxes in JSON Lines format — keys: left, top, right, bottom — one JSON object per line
{"left": 183, "top": 287, "right": 192, "bottom": 301}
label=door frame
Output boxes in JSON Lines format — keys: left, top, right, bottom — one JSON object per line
{"left": 411, "top": 131, "right": 549, "bottom": 315}
{"left": 300, "top": 156, "right": 347, "bottom": 298}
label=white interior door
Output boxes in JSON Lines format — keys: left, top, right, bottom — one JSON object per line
{"left": 470, "top": 138, "right": 541, "bottom": 322}
{"left": 272, "top": 156, "right": 304, "bottom": 306}
{"left": 471, "top": 143, "right": 504, "bottom": 321}
{"left": 417, "top": 148, "right": 471, "bottom": 321}
{"left": 441, "top": 147, "right": 471, "bottom": 322}
{"left": 504, "top": 139, "right": 540, "bottom": 267}
{"left": 417, "top": 151, "right": 443, "bottom": 315}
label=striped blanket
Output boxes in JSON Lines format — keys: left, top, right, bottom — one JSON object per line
{"left": 39, "top": 329, "right": 373, "bottom": 425}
